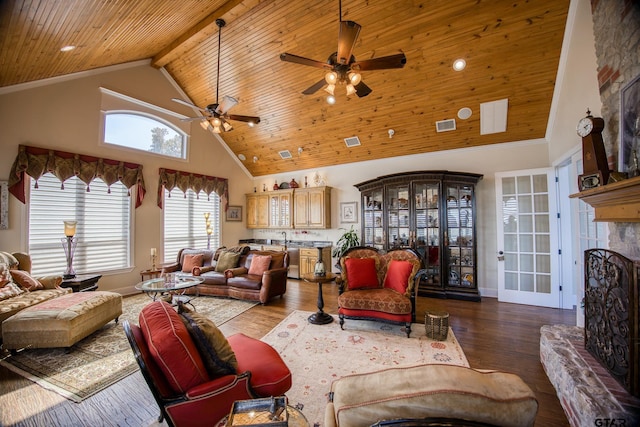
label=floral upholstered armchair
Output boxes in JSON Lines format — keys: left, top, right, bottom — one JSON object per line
{"left": 337, "top": 246, "right": 422, "bottom": 337}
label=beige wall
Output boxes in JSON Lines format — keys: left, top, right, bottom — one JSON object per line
{"left": 0, "top": 63, "right": 253, "bottom": 294}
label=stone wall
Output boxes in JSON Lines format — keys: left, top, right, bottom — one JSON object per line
{"left": 591, "top": 0, "right": 640, "bottom": 255}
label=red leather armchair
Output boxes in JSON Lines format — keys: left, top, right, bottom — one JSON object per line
{"left": 124, "top": 301, "right": 291, "bottom": 427}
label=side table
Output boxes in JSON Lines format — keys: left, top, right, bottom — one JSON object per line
{"left": 60, "top": 274, "right": 102, "bottom": 292}
{"left": 140, "top": 268, "right": 162, "bottom": 281}
{"left": 301, "top": 272, "right": 336, "bottom": 325}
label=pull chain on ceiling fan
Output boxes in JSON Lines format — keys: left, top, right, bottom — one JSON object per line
{"left": 172, "top": 19, "right": 260, "bottom": 133}
{"left": 280, "top": 0, "right": 406, "bottom": 104}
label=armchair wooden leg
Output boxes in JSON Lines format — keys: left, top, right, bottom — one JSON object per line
{"left": 405, "top": 322, "right": 411, "bottom": 338}
{"left": 339, "top": 314, "right": 345, "bottom": 330}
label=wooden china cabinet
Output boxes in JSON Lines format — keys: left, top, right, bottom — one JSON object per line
{"left": 355, "top": 171, "right": 483, "bottom": 301}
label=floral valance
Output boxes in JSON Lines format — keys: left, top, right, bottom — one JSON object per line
{"left": 157, "top": 168, "right": 228, "bottom": 210}
{"left": 8, "top": 144, "right": 146, "bottom": 208}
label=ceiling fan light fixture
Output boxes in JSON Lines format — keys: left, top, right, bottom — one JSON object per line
{"left": 326, "top": 95, "right": 336, "bottom": 105}
{"left": 212, "top": 126, "right": 222, "bottom": 134}
{"left": 200, "top": 120, "right": 210, "bottom": 130}
{"left": 346, "top": 83, "right": 356, "bottom": 96}
{"left": 348, "top": 72, "right": 361, "bottom": 85}
{"left": 325, "top": 71, "right": 338, "bottom": 85}
{"left": 222, "top": 121, "right": 233, "bottom": 132}
{"left": 324, "top": 84, "right": 335, "bottom": 95}
{"left": 247, "top": 121, "right": 255, "bottom": 127}
{"left": 217, "top": 95, "right": 238, "bottom": 114}
{"left": 211, "top": 117, "right": 222, "bottom": 127}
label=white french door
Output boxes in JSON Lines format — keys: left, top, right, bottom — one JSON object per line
{"left": 495, "top": 168, "right": 560, "bottom": 307}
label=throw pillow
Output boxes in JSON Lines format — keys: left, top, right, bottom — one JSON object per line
{"left": 9, "top": 269, "right": 44, "bottom": 291}
{"left": 345, "top": 257, "right": 379, "bottom": 290}
{"left": 383, "top": 260, "right": 414, "bottom": 294}
{"left": 214, "top": 251, "right": 241, "bottom": 272}
{"left": 178, "top": 309, "right": 238, "bottom": 377}
{"left": 182, "top": 253, "right": 204, "bottom": 273}
{"left": 0, "top": 282, "right": 24, "bottom": 301}
{"left": 248, "top": 254, "right": 272, "bottom": 276}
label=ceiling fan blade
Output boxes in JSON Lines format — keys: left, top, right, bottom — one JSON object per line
{"left": 227, "top": 114, "right": 261, "bottom": 124}
{"left": 351, "top": 53, "right": 407, "bottom": 71}
{"left": 171, "top": 97, "right": 207, "bottom": 113}
{"left": 302, "top": 78, "right": 327, "bottom": 95}
{"left": 354, "top": 81, "right": 372, "bottom": 97}
{"left": 180, "top": 116, "right": 208, "bottom": 122}
{"left": 337, "top": 21, "right": 361, "bottom": 65}
{"left": 280, "top": 53, "right": 332, "bottom": 70}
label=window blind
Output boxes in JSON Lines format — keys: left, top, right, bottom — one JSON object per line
{"left": 29, "top": 173, "right": 132, "bottom": 276}
{"left": 163, "top": 189, "right": 221, "bottom": 263}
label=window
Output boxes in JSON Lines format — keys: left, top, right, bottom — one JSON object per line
{"left": 100, "top": 87, "right": 190, "bottom": 159}
{"left": 29, "top": 173, "right": 132, "bottom": 276}
{"left": 104, "top": 112, "right": 187, "bottom": 158}
{"left": 163, "top": 189, "right": 221, "bottom": 263}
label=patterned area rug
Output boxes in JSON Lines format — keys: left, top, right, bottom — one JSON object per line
{"left": 0, "top": 293, "right": 257, "bottom": 403}
{"left": 261, "top": 310, "right": 469, "bottom": 427}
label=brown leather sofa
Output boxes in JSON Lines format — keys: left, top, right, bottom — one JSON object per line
{"left": 161, "top": 246, "right": 289, "bottom": 304}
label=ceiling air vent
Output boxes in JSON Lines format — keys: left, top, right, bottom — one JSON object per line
{"left": 344, "top": 136, "right": 361, "bottom": 147}
{"left": 435, "top": 119, "right": 456, "bottom": 133}
{"left": 279, "top": 150, "right": 293, "bottom": 159}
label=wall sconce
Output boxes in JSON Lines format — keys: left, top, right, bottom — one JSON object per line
{"left": 62, "top": 220, "right": 77, "bottom": 279}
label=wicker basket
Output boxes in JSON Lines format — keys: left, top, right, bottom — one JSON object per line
{"left": 425, "top": 311, "right": 449, "bottom": 341}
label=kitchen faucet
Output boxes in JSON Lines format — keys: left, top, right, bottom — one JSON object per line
{"left": 281, "top": 231, "right": 287, "bottom": 244}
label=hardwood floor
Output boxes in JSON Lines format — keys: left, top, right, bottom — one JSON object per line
{"left": 0, "top": 279, "right": 575, "bottom": 427}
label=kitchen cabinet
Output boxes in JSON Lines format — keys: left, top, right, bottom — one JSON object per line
{"left": 299, "top": 247, "right": 332, "bottom": 277}
{"left": 293, "top": 187, "right": 332, "bottom": 229}
{"left": 355, "top": 171, "right": 482, "bottom": 301}
{"left": 269, "top": 189, "right": 293, "bottom": 228}
{"left": 246, "top": 193, "right": 269, "bottom": 229}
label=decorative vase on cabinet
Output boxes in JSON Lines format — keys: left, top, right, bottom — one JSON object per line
{"left": 355, "top": 171, "right": 483, "bottom": 301}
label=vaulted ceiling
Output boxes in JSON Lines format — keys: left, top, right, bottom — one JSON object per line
{"left": 0, "top": 0, "right": 570, "bottom": 176}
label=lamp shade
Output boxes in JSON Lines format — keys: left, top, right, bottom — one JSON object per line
{"left": 64, "top": 221, "right": 77, "bottom": 237}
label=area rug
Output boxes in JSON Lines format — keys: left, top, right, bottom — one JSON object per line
{"left": 261, "top": 310, "right": 469, "bottom": 427}
{"left": 0, "top": 293, "right": 257, "bottom": 403}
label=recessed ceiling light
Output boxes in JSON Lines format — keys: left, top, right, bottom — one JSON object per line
{"left": 60, "top": 45, "right": 76, "bottom": 52}
{"left": 453, "top": 58, "right": 466, "bottom": 71}
{"left": 238, "top": 154, "right": 246, "bottom": 161}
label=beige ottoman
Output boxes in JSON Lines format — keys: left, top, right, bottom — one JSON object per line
{"left": 2, "top": 291, "right": 122, "bottom": 351}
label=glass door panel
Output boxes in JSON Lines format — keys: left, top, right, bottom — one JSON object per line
{"left": 387, "top": 185, "right": 409, "bottom": 248}
{"left": 363, "top": 189, "right": 384, "bottom": 249}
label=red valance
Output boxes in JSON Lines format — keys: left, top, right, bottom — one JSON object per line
{"left": 8, "top": 144, "right": 146, "bottom": 208}
{"left": 157, "top": 168, "right": 228, "bottom": 210}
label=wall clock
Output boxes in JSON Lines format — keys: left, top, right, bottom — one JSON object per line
{"left": 577, "top": 110, "right": 609, "bottom": 191}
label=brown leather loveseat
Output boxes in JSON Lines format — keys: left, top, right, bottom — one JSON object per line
{"left": 161, "top": 246, "right": 289, "bottom": 304}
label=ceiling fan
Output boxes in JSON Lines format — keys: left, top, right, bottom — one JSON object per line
{"left": 280, "top": 0, "right": 406, "bottom": 102}
{"left": 172, "top": 19, "right": 260, "bottom": 133}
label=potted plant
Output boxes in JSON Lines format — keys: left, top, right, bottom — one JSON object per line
{"left": 332, "top": 225, "right": 361, "bottom": 270}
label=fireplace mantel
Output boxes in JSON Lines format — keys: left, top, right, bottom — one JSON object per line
{"left": 569, "top": 176, "right": 640, "bottom": 222}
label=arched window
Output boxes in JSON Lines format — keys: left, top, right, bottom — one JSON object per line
{"left": 104, "top": 111, "right": 187, "bottom": 159}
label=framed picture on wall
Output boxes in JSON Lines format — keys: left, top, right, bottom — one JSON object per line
{"left": 619, "top": 74, "right": 640, "bottom": 175}
{"left": 340, "top": 202, "right": 358, "bottom": 223}
{"left": 0, "top": 181, "right": 7, "bottom": 229}
{"left": 226, "top": 206, "right": 242, "bottom": 222}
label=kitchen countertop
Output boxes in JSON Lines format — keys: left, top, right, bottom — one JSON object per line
{"left": 239, "top": 239, "right": 332, "bottom": 248}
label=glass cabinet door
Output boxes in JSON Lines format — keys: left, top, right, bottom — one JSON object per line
{"left": 363, "top": 189, "right": 384, "bottom": 249}
{"left": 414, "top": 182, "right": 441, "bottom": 287}
{"left": 445, "top": 183, "right": 475, "bottom": 288}
{"left": 387, "top": 184, "right": 410, "bottom": 248}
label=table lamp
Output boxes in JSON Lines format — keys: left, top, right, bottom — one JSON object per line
{"left": 62, "top": 220, "right": 77, "bottom": 279}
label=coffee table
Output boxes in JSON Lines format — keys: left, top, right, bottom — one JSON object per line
{"left": 301, "top": 272, "right": 336, "bottom": 325}
{"left": 135, "top": 275, "right": 203, "bottom": 309}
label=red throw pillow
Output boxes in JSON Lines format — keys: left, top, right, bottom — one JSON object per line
{"left": 383, "top": 260, "right": 414, "bottom": 294}
{"left": 139, "top": 301, "right": 209, "bottom": 393}
{"left": 345, "top": 257, "right": 379, "bottom": 290}
{"left": 182, "top": 254, "right": 204, "bottom": 273}
{"left": 9, "top": 269, "right": 44, "bottom": 291}
{"left": 248, "top": 254, "right": 272, "bottom": 276}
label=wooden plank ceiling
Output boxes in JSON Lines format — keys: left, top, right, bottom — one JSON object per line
{"left": 0, "top": 0, "right": 570, "bottom": 177}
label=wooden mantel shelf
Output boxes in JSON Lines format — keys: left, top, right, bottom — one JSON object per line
{"left": 569, "top": 175, "right": 640, "bottom": 222}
